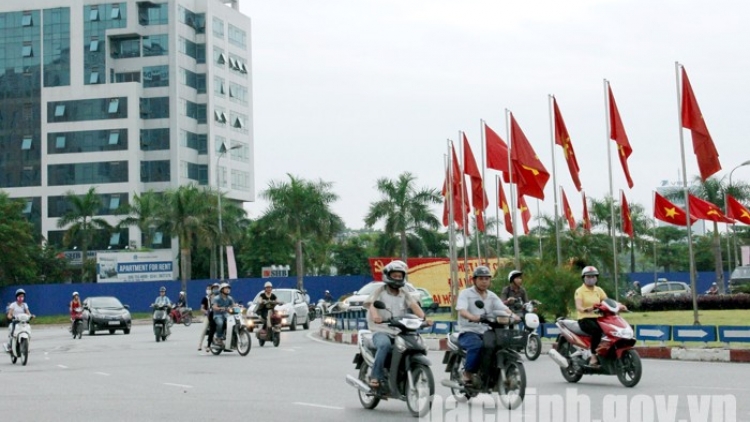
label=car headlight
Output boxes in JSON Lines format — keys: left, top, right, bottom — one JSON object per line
{"left": 277, "top": 310, "right": 288, "bottom": 317}
{"left": 246, "top": 320, "right": 254, "bottom": 328}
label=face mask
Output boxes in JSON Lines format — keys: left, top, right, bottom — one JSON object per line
{"left": 205, "top": 290, "right": 211, "bottom": 295}
{"left": 16, "top": 297, "right": 24, "bottom": 303}
{"left": 584, "top": 278, "right": 597, "bottom": 287}
{"left": 212, "top": 288, "right": 219, "bottom": 294}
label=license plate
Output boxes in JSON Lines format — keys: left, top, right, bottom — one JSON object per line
{"left": 108, "top": 321, "right": 120, "bottom": 325}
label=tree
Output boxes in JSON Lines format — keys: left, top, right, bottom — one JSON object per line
{"left": 365, "top": 172, "right": 442, "bottom": 262}
{"left": 0, "top": 192, "right": 38, "bottom": 285}
{"left": 330, "top": 236, "right": 373, "bottom": 275}
{"left": 237, "top": 215, "right": 295, "bottom": 278}
{"left": 56, "top": 187, "right": 112, "bottom": 282}
{"left": 118, "top": 190, "right": 162, "bottom": 248}
{"left": 261, "top": 175, "right": 345, "bottom": 291}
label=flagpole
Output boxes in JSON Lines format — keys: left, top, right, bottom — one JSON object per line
{"left": 459, "top": 131, "right": 470, "bottom": 285}
{"left": 548, "top": 95, "right": 562, "bottom": 267}
{"left": 447, "top": 141, "right": 459, "bottom": 320}
{"left": 604, "top": 79, "right": 620, "bottom": 299}
{"left": 675, "top": 61, "right": 700, "bottom": 325}
{"left": 536, "top": 199, "right": 543, "bottom": 259}
{"left": 506, "top": 109, "right": 521, "bottom": 270}
{"left": 652, "top": 215, "right": 658, "bottom": 284}
{"left": 480, "top": 119, "right": 489, "bottom": 264}
{"left": 495, "top": 175, "right": 500, "bottom": 263}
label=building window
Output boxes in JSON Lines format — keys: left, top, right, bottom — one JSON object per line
{"left": 218, "top": 53, "right": 226, "bottom": 65}
{"left": 108, "top": 99, "right": 120, "bottom": 114}
{"left": 111, "top": 7, "right": 121, "bottom": 20}
{"left": 109, "top": 196, "right": 120, "bottom": 210}
{"left": 22, "top": 137, "right": 33, "bottom": 150}
{"left": 89, "top": 8, "right": 99, "bottom": 21}
{"left": 108, "top": 132, "right": 120, "bottom": 145}
{"left": 90, "top": 71, "right": 100, "bottom": 84}
{"left": 23, "top": 201, "right": 33, "bottom": 214}
{"left": 55, "top": 105, "right": 66, "bottom": 117}
{"left": 233, "top": 117, "right": 244, "bottom": 129}
{"left": 22, "top": 13, "right": 33, "bottom": 27}
{"left": 55, "top": 136, "right": 66, "bottom": 149}
{"left": 153, "top": 232, "right": 163, "bottom": 245}
{"left": 213, "top": 17, "right": 224, "bottom": 38}
{"left": 22, "top": 45, "right": 33, "bottom": 57}
{"left": 143, "top": 65, "right": 169, "bottom": 88}
{"left": 109, "top": 233, "right": 120, "bottom": 246}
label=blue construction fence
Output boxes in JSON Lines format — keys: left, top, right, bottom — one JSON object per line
{"left": 0, "top": 275, "right": 370, "bottom": 317}
{"left": 627, "top": 271, "right": 730, "bottom": 295}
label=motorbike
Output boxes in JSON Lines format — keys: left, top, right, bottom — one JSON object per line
{"left": 519, "top": 300, "right": 542, "bottom": 360}
{"left": 71, "top": 307, "right": 84, "bottom": 339}
{"left": 8, "top": 313, "right": 33, "bottom": 365}
{"left": 548, "top": 298, "right": 642, "bottom": 387}
{"left": 345, "top": 300, "right": 435, "bottom": 418}
{"left": 255, "top": 300, "right": 282, "bottom": 347}
{"left": 209, "top": 305, "right": 252, "bottom": 356}
{"left": 441, "top": 300, "right": 527, "bottom": 410}
{"left": 316, "top": 299, "right": 332, "bottom": 318}
{"left": 307, "top": 303, "right": 317, "bottom": 322}
{"left": 170, "top": 306, "right": 194, "bottom": 326}
{"left": 151, "top": 304, "right": 172, "bottom": 342}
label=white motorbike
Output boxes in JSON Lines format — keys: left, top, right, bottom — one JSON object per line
{"left": 209, "top": 305, "right": 252, "bottom": 356}
{"left": 520, "top": 301, "right": 542, "bottom": 360}
{"left": 8, "top": 314, "right": 33, "bottom": 365}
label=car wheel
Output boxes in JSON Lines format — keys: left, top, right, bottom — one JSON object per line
{"left": 302, "top": 314, "right": 310, "bottom": 330}
{"left": 123, "top": 328, "right": 130, "bottom": 335}
{"left": 289, "top": 315, "right": 297, "bottom": 331}
{"left": 109, "top": 329, "right": 116, "bottom": 335}
{"left": 88, "top": 320, "right": 95, "bottom": 336}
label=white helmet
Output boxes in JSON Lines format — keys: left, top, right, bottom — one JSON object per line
{"left": 581, "top": 266, "right": 599, "bottom": 278}
{"left": 264, "top": 281, "right": 273, "bottom": 288}
{"left": 219, "top": 283, "right": 230, "bottom": 291}
{"left": 72, "top": 291, "right": 79, "bottom": 297}
{"left": 507, "top": 270, "right": 523, "bottom": 283}
{"left": 383, "top": 260, "right": 407, "bottom": 288}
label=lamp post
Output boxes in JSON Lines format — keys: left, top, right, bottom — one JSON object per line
{"left": 728, "top": 160, "right": 750, "bottom": 272}
{"left": 216, "top": 142, "right": 241, "bottom": 282}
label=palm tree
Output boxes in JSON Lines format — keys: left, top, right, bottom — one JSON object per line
{"left": 57, "top": 187, "right": 112, "bottom": 282}
{"left": 365, "top": 172, "right": 442, "bottom": 262}
{"left": 262, "top": 174, "right": 345, "bottom": 291}
{"left": 118, "top": 190, "right": 162, "bottom": 248}
{"left": 665, "top": 175, "right": 750, "bottom": 293}
{"left": 159, "top": 185, "right": 211, "bottom": 292}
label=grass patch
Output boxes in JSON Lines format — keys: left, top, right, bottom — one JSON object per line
{"left": 32, "top": 312, "right": 151, "bottom": 325}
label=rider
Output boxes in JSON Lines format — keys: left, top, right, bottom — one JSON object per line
{"left": 69, "top": 292, "right": 83, "bottom": 332}
{"left": 323, "top": 290, "right": 334, "bottom": 303}
{"left": 457, "top": 266, "right": 516, "bottom": 385}
{"left": 500, "top": 270, "right": 529, "bottom": 317}
{"left": 575, "top": 265, "right": 627, "bottom": 368}
{"left": 4, "top": 289, "right": 32, "bottom": 352}
{"left": 154, "top": 286, "right": 172, "bottom": 308}
{"left": 198, "top": 283, "right": 217, "bottom": 351}
{"left": 172, "top": 291, "right": 187, "bottom": 321}
{"left": 255, "top": 281, "right": 278, "bottom": 330}
{"left": 364, "top": 260, "right": 431, "bottom": 391}
{"left": 706, "top": 282, "right": 719, "bottom": 295}
{"left": 212, "top": 283, "right": 235, "bottom": 345}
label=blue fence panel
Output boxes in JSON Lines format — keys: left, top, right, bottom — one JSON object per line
{"left": 718, "top": 326, "right": 750, "bottom": 343}
{"left": 357, "top": 319, "right": 368, "bottom": 330}
{"left": 635, "top": 325, "right": 671, "bottom": 342}
{"left": 432, "top": 321, "right": 452, "bottom": 334}
{"left": 672, "top": 325, "right": 717, "bottom": 342}
{"left": 541, "top": 323, "right": 561, "bottom": 338}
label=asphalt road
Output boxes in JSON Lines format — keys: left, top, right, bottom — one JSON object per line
{"left": 2, "top": 320, "right": 748, "bottom": 422}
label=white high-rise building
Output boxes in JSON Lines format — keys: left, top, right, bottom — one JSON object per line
{"left": 0, "top": 0, "right": 254, "bottom": 259}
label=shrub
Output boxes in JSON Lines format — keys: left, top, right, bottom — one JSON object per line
{"left": 624, "top": 293, "right": 750, "bottom": 311}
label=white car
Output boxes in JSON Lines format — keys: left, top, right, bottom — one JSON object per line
{"left": 342, "top": 281, "right": 422, "bottom": 311}
{"left": 640, "top": 280, "right": 691, "bottom": 297}
{"left": 246, "top": 288, "right": 310, "bottom": 331}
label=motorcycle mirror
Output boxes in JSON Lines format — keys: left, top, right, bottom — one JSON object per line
{"left": 373, "top": 300, "right": 386, "bottom": 310}
{"left": 123, "top": 304, "right": 130, "bottom": 309}
{"left": 474, "top": 300, "right": 485, "bottom": 309}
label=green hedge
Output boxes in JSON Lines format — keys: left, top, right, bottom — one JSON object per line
{"left": 622, "top": 293, "right": 750, "bottom": 311}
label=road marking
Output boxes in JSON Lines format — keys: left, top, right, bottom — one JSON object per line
{"left": 305, "top": 332, "right": 354, "bottom": 346}
{"left": 164, "top": 383, "right": 193, "bottom": 389}
{"left": 57, "top": 365, "right": 68, "bottom": 369}
{"left": 293, "top": 402, "right": 344, "bottom": 410}
{"left": 281, "top": 348, "right": 296, "bottom": 352}
{"left": 95, "top": 372, "right": 110, "bottom": 376}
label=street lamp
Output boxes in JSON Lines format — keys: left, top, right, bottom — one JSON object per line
{"left": 728, "top": 160, "right": 750, "bottom": 271}
{"left": 217, "top": 142, "right": 241, "bottom": 282}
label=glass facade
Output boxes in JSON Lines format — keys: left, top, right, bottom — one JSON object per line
{"left": 180, "top": 130, "right": 207, "bottom": 154}
{"left": 83, "top": 3, "right": 126, "bottom": 85}
{"left": 48, "top": 97, "right": 128, "bottom": 122}
{"left": 48, "top": 129, "right": 128, "bottom": 153}
{"left": 49, "top": 161, "right": 128, "bottom": 186}
{"left": 178, "top": 6, "right": 205, "bottom": 34}
{"left": 43, "top": 8, "right": 70, "bottom": 87}
{"left": 178, "top": 37, "right": 205, "bottom": 63}
{"left": 140, "top": 128, "right": 170, "bottom": 150}
{"left": 143, "top": 65, "right": 168, "bottom": 87}
{"left": 184, "top": 100, "right": 206, "bottom": 124}
{"left": 48, "top": 192, "right": 129, "bottom": 218}
{"left": 181, "top": 68, "right": 206, "bottom": 93}
{"left": 187, "top": 162, "right": 207, "bottom": 184}
{"left": 141, "top": 160, "right": 170, "bottom": 182}
{"left": 140, "top": 97, "right": 169, "bottom": 119}
{"left": 227, "top": 23, "right": 246, "bottom": 49}
{"left": 143, "top": 34, "right": 168, "bottom": 57}
{"left": 138, "top": 2, "right": 168, "bottom": 26}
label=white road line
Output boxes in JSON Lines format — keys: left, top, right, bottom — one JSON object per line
{"left": 164, "top": 383, "right": 193, "bottom": 389}
{"left": 94, "top": 372, "right": 110, "bottom": 376}
{"left": 293, "top": 402, "right": 344, "bottom": 410}
{"left": 57, "top": 365, "right": 68, "bottom": 369}
{"left": 281, "top": 348, "right": 296, "bottom": 352}
{"left": 305, "top": 332, "right": 354, "bottom": 346}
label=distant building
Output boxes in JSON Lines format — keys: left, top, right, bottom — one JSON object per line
{"left": 0, "top": 1, "right": 254, "bottom": 257}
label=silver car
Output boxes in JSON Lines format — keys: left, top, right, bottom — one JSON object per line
{"left": 341, "top": 281, "right": 422, "bottom": 311}
{"left": 246, "top": 288, "right": 311, "bottom": 331}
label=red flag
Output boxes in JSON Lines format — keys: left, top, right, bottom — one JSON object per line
{"left": 726, "top": 195, "right": 750, "bottom": 225}
{"left": 463, "top": 133, "right": 488, "bottom": 232}
{"left": 582, "top": 191, "right": 592, "bottom": 233}
{"left": 498, "top": 178, "right": 513, "bottom": 235}
{"left": 441, "top": 146, "right": 471, "bottom": 231}
{"left": 653, "top": 192, "right": 697, "bottom": 226}
{"left": 688, "top": 194, "right": 734, "bottom": 223}
{"left": 485, "top": 122, "right": 509, "bottom": 174}
{"left": 553, "top": 98, "right": 582, "bottom": 191}
{"left": 681, "top": 67, "right": 722, "bottom": 181}
{"left": 518, "top": 195, "right": 531, "bottom": 235}
{"left": 561, "top": 188, "right": 576, "bottom": 230}
{"left": 509, "top": 114, "right": 550, "bottom": 200}
{"left": 621, "top": 191, "right": 634, "bottom": 238}
{"left": 608, "top": 85, "right": 634, "bottom": 188}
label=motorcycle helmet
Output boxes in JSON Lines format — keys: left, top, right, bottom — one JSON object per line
{"left": 264, "top": 281, "right": 273, "bottom": 288}
{"left": 72, "top": 291, "right": 79, "bottom": 297}
{"left": 179, "top": 291, "right": 185, "bottom": 296}
{"left": 581, "top": 266, "right": 599, "bottom": 286}
{"left": 15, "top": 288, "right": 26, "bottom": 297}
{"left": 472, "top": 266, "right": 492, "bottom": 279}
{"left": 159, "top": 286, "right": 166, "bottom": 292}
{"left": 382, "top": 260, "right": 407, "bottom": 289}
{"left": 219, "top": 282, "right": 231, "bottom": 292}
{"left": 507, "top": 270, "right": 523, "bottom": 283}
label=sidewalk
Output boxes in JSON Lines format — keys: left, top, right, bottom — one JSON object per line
{"left": 317, "top": 326, "right": 750, "bottom": 363}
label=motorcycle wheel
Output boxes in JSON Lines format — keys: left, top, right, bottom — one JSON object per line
{"left": 258, "top": 336, "right": 265, "bottom": 347}
{"left": 497, "top": 361, "right": 526, "bottom": 410}
{"left": 20, "top": 338, "right": 29, "bottom": 366}
{"left": 357, "top": 363, "right": 380, "bottom": 410}
{"left": 406, "top": 363, "right": 435, "bottom": 417}
{"left": 236, "top": 329, "right": 251, "bottom": 356}
{"left": 155, "top": 326, "right": 162, "bottom": 342}
{"left": 525, "top": 335, "right": 542, "bottom": 361}
{"left": 557, "top": 338, "right": 583, "bottom": 383}
{"left": 10, "top": 343, "right": 17, "bottom": 364}
{"left": 210, "top": 344, "right": 223, "bottom": 355}
{"left": 183, "top": 314, "right": 192, "bottom": 327}
{"left": 272, "top": 331, "right": 280, "bottom": 347}
{"left": 448, "top": 355, "right": 470, "bottom": 401}
{"left": 616, "top": 350, "right": 642, "bottom": 387}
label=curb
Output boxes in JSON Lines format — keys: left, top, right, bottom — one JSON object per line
{"left": 318, "top": 327, "right": 750, "bottom": 363}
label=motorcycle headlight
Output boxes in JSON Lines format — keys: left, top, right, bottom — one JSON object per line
{"left": 246, "top": 320, "right": 254, "bottom": 328}
{"left": 395, "top": 337, "right": 407, "bottom": 353}
{"left": 613, "top": 327, "right": 634, "bottom": 339}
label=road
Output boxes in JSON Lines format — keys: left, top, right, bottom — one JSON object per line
{"left": 2, "top": 320, "right": 748, "bottom": 422}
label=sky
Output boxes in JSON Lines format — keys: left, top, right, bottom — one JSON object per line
{"left": 239, "top": 0, "right": 750, "bottom": 236}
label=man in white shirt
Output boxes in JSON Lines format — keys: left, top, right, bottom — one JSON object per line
{"left": 5, "top": 289, "right": 31, "bottom": 352}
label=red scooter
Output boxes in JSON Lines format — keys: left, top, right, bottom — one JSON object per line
{"left": 548, "top": 298, "right": 642, "bottom": 387}
{"left": 169, "top": 307, "right": 193, "bottom": 326}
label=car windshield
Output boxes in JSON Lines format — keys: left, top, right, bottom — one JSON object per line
{"left": 256, "top": 290, "right": 293, "bottom": 303}
{"left": 356, "top": 282, "right": 381, "bottom": 295}
{"left": 90, "top": 297, "right": 123, "bottom": 308}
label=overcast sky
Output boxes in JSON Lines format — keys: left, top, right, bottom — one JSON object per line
{"left": 239, "top": 0, "right": 750, "bottom": 236}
